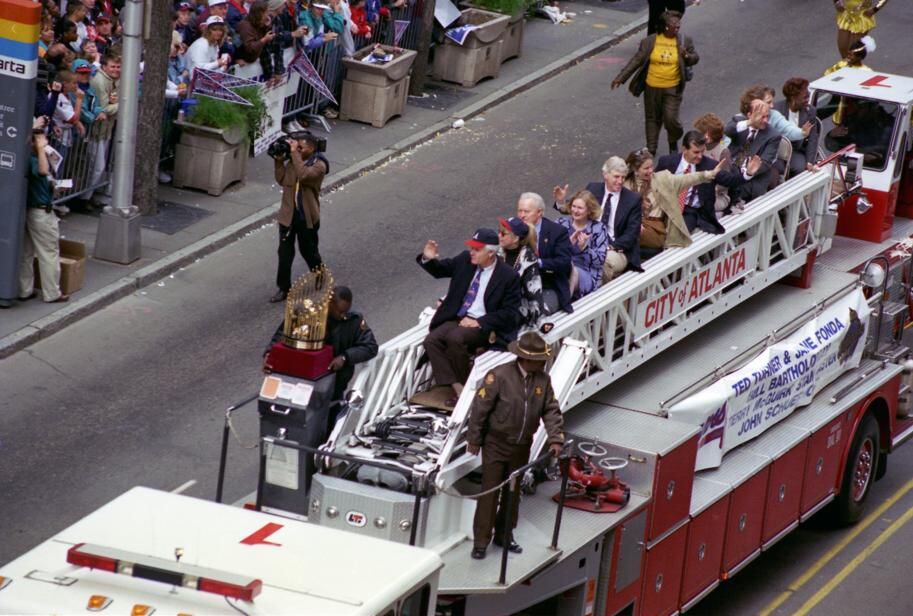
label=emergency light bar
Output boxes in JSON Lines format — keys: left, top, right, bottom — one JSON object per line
{"left": 66, "top": 543, "right": 262, "bottom": 602}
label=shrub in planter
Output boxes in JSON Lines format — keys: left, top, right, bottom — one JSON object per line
{"left": 173, "top": 86, "right": 270, "bottom": 196}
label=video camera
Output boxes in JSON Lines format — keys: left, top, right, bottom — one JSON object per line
{"left": 267, "top": 131, "right": 327, "bottom": 158}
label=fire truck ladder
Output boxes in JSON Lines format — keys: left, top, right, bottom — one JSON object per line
{"left": 338, "top": 167, "right": 838, "bottom": 490}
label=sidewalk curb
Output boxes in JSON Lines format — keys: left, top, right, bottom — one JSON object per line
{"left": 0, "top": 11, "right": 647, "bottom": 360}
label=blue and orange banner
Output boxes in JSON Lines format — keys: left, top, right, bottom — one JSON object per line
{"left": 0, "top": 0, "right": 40, "bottom": 79}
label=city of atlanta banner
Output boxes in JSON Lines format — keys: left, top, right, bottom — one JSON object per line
{"left": 669, "top": 289, "right": 870, "bottom": 470}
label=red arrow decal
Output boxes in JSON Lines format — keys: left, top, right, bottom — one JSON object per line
{"left": 240, "top": 522, "right": 284, "bottom": 546}
{"left": 859, "top": 75, "right": 891, "bottom": 88}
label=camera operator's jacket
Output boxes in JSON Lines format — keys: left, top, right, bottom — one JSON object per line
{"left": 275, "top": 153, "right": 328, "bottom": 228}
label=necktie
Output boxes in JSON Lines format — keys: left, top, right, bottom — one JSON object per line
{"left": 678, "top": 166, "right": 691, "bottom": 212}
{"left": 604, "top": 193, "right": 614, "bottom": 237}
{"left": 741, "top": 130, "right": 757, "bottom": 172}
{"left": 457, "top": 269, "right": 482, "bottom": 317}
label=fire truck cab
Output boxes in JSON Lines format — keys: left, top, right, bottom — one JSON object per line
{"left": 811, "top": 67, "right": 913, "bottom": 242}
{"left": 0, "top": 487, "right": 442, "bottom": 615}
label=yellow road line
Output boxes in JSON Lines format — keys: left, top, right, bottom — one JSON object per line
{"left": 793, "top": 503, "right": 913, "bottom": 615}
{"left": 759, "top": 476, "right": 913, "bottom": 616}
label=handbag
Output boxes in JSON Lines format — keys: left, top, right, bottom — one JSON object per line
{"left": 629, "top": 62, "right": 648, "bottom": 97}
{"left": 640, "top": 218, "right": 666, "bottom": 249}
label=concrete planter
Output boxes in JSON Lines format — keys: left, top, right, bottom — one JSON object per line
{"left": 458, "top": 2, "right": 526, "bottom": 63}
{"left": 173, "top": 121, "right": 248, "bottom": 196}
{"left": 432, "top": 8, "right": 510, "bottom": 87}
{"left": 499, "top": 12, "right": 525, "bottom": 63}
{"left": 340, "top": 45, "right": 417, "bottom": 128}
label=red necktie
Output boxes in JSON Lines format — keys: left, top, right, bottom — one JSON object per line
{"left": 678, "top": 167, "right": 691, "bottom": 212}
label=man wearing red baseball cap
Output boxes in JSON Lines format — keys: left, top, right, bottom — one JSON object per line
{"left": 418, "top": 228, "right": 522, "bottom": 407}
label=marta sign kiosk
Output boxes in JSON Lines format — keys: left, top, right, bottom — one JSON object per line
{"left": 0, "top": 0, "right": 40, "bottom": 306}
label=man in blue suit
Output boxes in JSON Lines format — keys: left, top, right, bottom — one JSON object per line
{"left": 655, "top": 131, "right": 742, "bottom": 234}
{"left": 419, "top": 229, "right": 522, "bottom": 402}
{"left": 517, "top": 193, "right": 574, "bottom": 315}
{"left": 553, "top": 157, "right": 643, "bottom": 282}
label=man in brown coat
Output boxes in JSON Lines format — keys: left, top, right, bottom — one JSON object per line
{"left": 466, "top": 331, "right": 565, "bottom": 559}
{"left": 271, "top": 132, "right": 328, "bottom": 303}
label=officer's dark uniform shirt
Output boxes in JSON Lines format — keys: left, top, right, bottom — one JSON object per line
{"left": 325, "top": 311, "right": 378, "bottom": 398}
{"left": 467, "top": 362, "right": 565, "bottom": 454}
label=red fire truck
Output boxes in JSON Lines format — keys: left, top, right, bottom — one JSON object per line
{"left": 3, "top": 68, "right": 913, "bottom": 616}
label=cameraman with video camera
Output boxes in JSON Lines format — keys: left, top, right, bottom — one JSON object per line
{"left": 270, "top": 131, "right": 329, "bottom": 303}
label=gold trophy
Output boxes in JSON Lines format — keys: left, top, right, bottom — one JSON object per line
{"left": 282, "top": 266, "right": 335, "bottom": 350}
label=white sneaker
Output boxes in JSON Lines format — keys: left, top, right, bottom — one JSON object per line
{"left": 284, "top": 119, "right": 304, "bottom": 133}
{"left": 158, "top": 170, "right": 173, "bottom": 184}
{"left": 53, "top": 204, "right": 70, "bottom": 217}
{"left": 92, "top": 194, "right": 112, "bottom": 206}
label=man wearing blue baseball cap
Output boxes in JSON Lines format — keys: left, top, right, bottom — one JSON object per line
{"left": 418, "top": 228, "right": 522, "bottom": 407}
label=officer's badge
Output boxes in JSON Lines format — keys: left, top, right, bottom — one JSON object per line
{"left": 478, "top": 387, "right": 487, "bottom": 399}
{"left": 534, "top": 386, "right": 543, "bottom": 396}
{"left": 360, "top": 319, "right": 368, "bottom": 331}
{"left": 485, "top": 373, "right": 495, "bottom": 385}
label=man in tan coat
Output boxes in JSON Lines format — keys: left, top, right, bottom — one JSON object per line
{"left": 466, "top": 331, "right": 565, "bottom": 559}
{"left": 270, "top": 131, "right": 328, "bottom": 303}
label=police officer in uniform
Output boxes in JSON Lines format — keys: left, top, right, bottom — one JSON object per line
{"left": 466, "top": 331, "right": 565, "bottom": 559}
{"left": 324, "top": 286, "right": 378, "bottom": 416}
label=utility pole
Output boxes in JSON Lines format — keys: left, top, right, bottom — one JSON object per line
{"left": 94, "top": 0, "right": 143, "bottom": 264}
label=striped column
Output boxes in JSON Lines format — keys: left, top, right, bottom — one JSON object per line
{"left": 0, "top": 0, "right": 40, "bottom": 80}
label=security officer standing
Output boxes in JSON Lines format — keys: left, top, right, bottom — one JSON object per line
{"left": 270, "top": 131, "right": 329, "bottom": 303}
{"left": 466, "top": 331, "right": 565, "bottom": 560}
{"left": 325, "top": 286, "right": 378, "bottom": 427}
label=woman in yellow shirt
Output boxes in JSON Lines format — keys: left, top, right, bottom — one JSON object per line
{"left": 834, "top": 0, "right": 889, "bottom": 57}
{"left": 611, "top": 11, "right": 699, "bottom": 156}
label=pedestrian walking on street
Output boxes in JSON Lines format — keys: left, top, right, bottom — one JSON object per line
{"left": 466, "top": 331, "right": 565, "bottom": 560}
{"left": 271, "top": 132, "right": 329, "bottom": 303}
{"left": 834, "top": 0, "right": 889, "bottom": 58}
{"left": 612, "top": 11, "right": 699, "bottom": 156}
{"left": 647, "top": 0, "right": 699, "bottom": 34}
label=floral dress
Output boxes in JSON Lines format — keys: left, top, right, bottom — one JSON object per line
{"left": 557, "top": 217, "right": 609, "bottom": 299}
{"left": 500, "top": 245, "right": 545, "bottom": 330}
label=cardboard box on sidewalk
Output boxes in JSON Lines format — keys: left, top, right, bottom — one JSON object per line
{"left": 59, "top": 239, "right": 86, "bottom": 295}
{"left": 33, "top": 239, "right": 87, "bottom": 296}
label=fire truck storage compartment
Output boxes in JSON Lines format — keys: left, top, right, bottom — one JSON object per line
{"left": 696, "top": 449, "right": 771, "bottom": 576}
{"left": 785, "top": 358, "right": 903, "bottom": 517}
{"left": 258, "top": 372, "right": 336, "bottom": 513}
{"left": 605, "top": 507, "right": 647, "bottom": 616}
{"left": 744, "top": 422, "right": 810, "bottom": 546}
{"left": 565, "top": 402, "right": 699, "bottom": 544}
{"left": 641, "top": 523, "right": 689, "bottom": 616}
{"left": 681, "top": 478, "right": 730, "bottom": 609}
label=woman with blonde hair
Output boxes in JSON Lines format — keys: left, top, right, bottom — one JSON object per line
{"left": 557, "top": 190, "right": 609, "bottom": 298}
{"left": 498, "top": 216, "right": 544, "bottom": 329}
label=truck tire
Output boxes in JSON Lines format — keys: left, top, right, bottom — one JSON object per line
{"left": 831, "top": 413, "right": 880, "bottom": 525}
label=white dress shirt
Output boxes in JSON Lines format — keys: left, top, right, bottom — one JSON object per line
{"left": 674, "top": 157, "right": 699, "bottom": 208}
{"left": 466, "top": 261, "right": 496, "bottom": 319}
{"left": 788, "top": 108, "right": 800, "bottom": 126}
{"left": 604, "top": 191, "right": 620, "bottom": 240}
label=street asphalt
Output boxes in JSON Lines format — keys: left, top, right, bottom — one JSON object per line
{"left": 3, "top": 0, "right": 913, "bottom": 614}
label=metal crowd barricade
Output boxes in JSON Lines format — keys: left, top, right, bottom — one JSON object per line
{"left": 50, "top": 120, "right": 114, "bottom": 206}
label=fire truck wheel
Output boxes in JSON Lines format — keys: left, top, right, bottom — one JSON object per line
{"left": 832, "top": 413, "right": 880, "bottom": 525}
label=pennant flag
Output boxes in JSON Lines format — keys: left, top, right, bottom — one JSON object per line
{"left": 444, "top": 25, "right": 478, "bottom": 46}
{"left": 393, "top": 19, "right": 410, "bottom": 46}
{"left": 190, "top": 69, "right": 253, "bottom": 106}
{"left": 288, "top": 52, "right": 337, "bottom": 105}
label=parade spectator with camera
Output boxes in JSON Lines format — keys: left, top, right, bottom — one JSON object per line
{"left": 270, "top": 132, "right": 330, "bottom": 304}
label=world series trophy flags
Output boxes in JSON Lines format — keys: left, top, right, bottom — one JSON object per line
{"left": 394, "top": 19, "right": 410, "bottom": 46}
{"left": 289, "top": 52, "right": 337, "bottom": 106}
{"left": 188, "top": 68, "right": 259, "bottom": 105}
